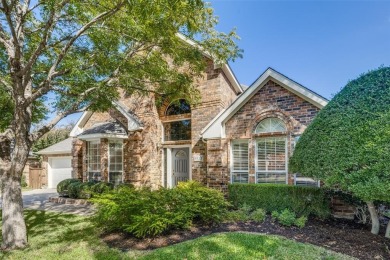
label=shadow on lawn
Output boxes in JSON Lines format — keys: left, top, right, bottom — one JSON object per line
{"left": 0, "top": 210, "right": 128, "bottom": 260}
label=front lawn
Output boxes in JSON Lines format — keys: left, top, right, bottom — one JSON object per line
{"left": 138, "top": 232, "right": 354, "bottom": 260}
{"left": 0, "top": 210, "right": 354, "bottom": 260}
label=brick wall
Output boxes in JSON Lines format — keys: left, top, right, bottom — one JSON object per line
{"left": 206, "top": 80, "right": 321, "bottom": 189}
{"left": 71, "top": 58, "right": 239, "bottom": 188}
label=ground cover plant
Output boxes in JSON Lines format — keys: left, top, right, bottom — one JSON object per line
{"left": 289, "top": 67, "right": 390, "bottom": 237}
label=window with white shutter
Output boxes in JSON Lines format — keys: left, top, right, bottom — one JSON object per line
{"left": 256, "top": 136, "right": 287, "bottom": 184}
{"left": 231, "top": 140, "right": 249, "bottom": 183}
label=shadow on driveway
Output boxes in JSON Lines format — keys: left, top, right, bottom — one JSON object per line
{"left": 1, "top": 189, "right": 95, "bottom": 216}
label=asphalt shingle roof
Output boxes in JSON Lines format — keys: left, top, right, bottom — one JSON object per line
{"left": 36, "top": 137, "right": 72, "bottom": 155}
{"left": 80, "top": 122, "right": 127, "bottom": 136}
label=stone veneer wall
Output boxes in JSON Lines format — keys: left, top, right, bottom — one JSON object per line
{"left": 206, "top": 80, "right": 321, "bottom": 192}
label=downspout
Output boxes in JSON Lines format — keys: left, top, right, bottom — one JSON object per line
{"left": 200, "top": 135, "right": 209, "bottom": 187}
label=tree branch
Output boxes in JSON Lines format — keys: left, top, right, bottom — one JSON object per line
{"left": 26, "top": 1, "right": 126, "bottom": 104}
{"left": 29, "top": 106, "right": 87, "bottom": 142}
{"left": 1, "top": 0, "right": 19, "bottom": 57}
{"left": 22, "top": 0, "right": 69, "bottom": 77}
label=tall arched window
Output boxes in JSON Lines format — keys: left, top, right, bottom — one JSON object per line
{"left": 163, "top": 99, "right": 191, "bottom": 141}
{"left": 255, "top": 118, "right": 287, "bottom": 184}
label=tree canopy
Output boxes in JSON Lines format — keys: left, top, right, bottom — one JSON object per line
{"left": 289, "top": 67, "right": 390, "bottom": 203}
{"left": 289, "top": 67, "right": 390, "bottom": 237}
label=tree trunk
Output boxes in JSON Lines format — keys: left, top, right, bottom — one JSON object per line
{"left": 386, "top": 219, "right": 390, "bottom": 238}
{"left": 367, "top": 201, "right": 380, "bottom": 235}
{"left": 1, "top": 174, "right": 27, "bottom": 249}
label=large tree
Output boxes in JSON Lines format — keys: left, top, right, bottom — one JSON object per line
{"left": 0, "top": 0, "right": 241, "bottom": 249}
{"left": 289, "top": 67, "right": 390, "bottom": 238}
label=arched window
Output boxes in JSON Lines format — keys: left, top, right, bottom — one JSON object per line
{"left": 163, "top": 99, "right": 191, "bottom": 141}
{"left": 254, "top": 118, "right": 287, "bottom": 184}
{"left": 254, "top": 118, "right": 286, "bottom": 134}
{"left": 166, "top": 99, "right": 191, "bottom": 116}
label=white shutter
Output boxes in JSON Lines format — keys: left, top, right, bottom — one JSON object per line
{"left": 256, "top": 137, "right": 287, "bottom": 184}
{"left": 231, "top": 140, "right": 249, "bottom": 183}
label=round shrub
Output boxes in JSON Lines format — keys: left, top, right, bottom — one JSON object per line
{"left": 91, "top": 182, "right": 114, "bottom": 194}
{"left": 78, "top": 182, "right": 95, "bottom": 199}
{"left": 57, "top": 178, "right": 81, "bottom": 197}
{"left": 68, "top": 182, "right": 82, "bottom": 199}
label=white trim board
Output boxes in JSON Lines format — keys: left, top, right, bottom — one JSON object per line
{"left": 201, "top": 68, "right": 329, "bottom": 139}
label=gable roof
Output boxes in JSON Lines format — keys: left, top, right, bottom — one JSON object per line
{"left": 69, "top": 101, "right": 142, "bottom": 137}
{"left": 176, "top": 33, "right": 242, "bottom": 94}
{"left": 36, "top": 137, "right": 72, "bottom": 155}
{"left": 201, "top": 67, "right": 329, "bottom": 139}
{"left": 77, "top": 122, "right": 128, "bottom": 140}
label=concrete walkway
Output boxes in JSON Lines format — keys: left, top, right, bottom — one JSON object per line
{"left": 2, "top": 189, "right": 95, "bottom": 216}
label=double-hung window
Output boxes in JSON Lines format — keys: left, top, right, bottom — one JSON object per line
{"left": 109, "top": 141, "right": 123, "bottom": 185}
{"left": 87, "top": 141, "right": 101, "bottom": 181}
{"left": 231, "top": 140, "right": 249, "bottom": 183}
{"left": 256, "top": 137, "right": 287, "bottom": 184}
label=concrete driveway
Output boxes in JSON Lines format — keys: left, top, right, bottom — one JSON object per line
{"left": 1, "top": 189, "right": 95, "bottom": 216}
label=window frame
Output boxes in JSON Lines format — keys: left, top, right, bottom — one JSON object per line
{"left": 162, "top": 99, "right": 192, "bottom": 142}
{"left": 230, "top": 139, "right": 249, "bottom": 184}
{"left": 255, "top": 136, "right": 288, "bottom": 184}
{"left": 108, "top": 140, "right": 124, "bottom": 185}
{"left": 87, "top": 140, "right": 101, "bottom": 181}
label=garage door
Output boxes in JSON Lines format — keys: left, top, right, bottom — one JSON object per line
{"left": 48, "top": 157, "right": 72, "bottom": 188}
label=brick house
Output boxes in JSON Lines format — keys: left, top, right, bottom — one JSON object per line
{"left": 66, "top": 67, "right": 328, "bottom": 191}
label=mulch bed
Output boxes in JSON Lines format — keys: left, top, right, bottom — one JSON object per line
{"left": 101, "top": 217, "right": 390, "bottom": 260}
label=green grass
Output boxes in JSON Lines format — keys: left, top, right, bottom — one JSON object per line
{"left": 139, "top": 233, "right": 355, "bottom": 260}
{"left": 0, "top": 210, "right": 355, "bottom": 260}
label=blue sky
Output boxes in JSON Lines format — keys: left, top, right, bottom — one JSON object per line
{"left": 58, "top": 0, "right": 390, "bottom": 126}
{"left": 210, "top": 0, "right": 390, "bottom": 98}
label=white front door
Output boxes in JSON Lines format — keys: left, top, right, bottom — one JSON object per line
{"left": 171, "top": 148, "right": 190, "bottom": 187}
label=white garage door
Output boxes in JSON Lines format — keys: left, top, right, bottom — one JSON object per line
{"left": 48, "top": 157, "right": 72, "bottom": 188}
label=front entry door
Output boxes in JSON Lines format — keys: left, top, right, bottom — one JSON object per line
{"left": 172, "top": 148, "right": 190, "bottom": 187}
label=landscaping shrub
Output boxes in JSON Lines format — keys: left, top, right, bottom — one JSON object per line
{"left": 250, "top": 208, "right": 266, "bottom": 223}
{"left": 272, "top": 209, "right": 308, "bottom": 228}
{"left": 67, "top": 182, "right": 81, "bottom": 199}
{"left": 57, "top": 178, "right": 81, "bottom": 197}
{"left": 276, "top": 209, "right": 296, "bottom": 226}
{"left": 90, "top": 181, "right": 114, "bottom": 194}
{"left": 294, "top": 216, "right": 308, "bottom": 228}
{"left": 228, "top": 184, "right": 330, "bottom": 218}
{"left": 224, "top": 206, "right": 250, "bottom": 222}
{"left": 92, "top": 181, "right": 228, "bottom": 238}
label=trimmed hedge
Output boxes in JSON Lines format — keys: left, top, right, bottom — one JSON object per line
{"left": 228, "top": 184, "right": 330, "bottom": 219}
{"left": 57, "top": 179, "right": 81, "bottom": 197}
{"left": 57, "top": 179, "right": 115, "bottom": 198}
